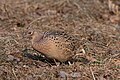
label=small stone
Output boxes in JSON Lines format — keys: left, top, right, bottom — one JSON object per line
{"left": 59, "top": 71, "right": 68, "bottom": 78}
{"left": 7, "top": 55, "right": 14, "bottom": 61}
{"left": 70, "top": 72, "right": 81, "bottom": 78}
{"left": 15, "top": 57, "right": 20, "bottom": 62}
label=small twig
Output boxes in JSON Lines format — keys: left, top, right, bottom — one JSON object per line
{"left": 103, "top": 53, "right": 120, "bottom": 63}
{"left": 26, "top": 16, "right": 46, "bottom": 29}
{"left": 90, "top": 67, "right": 96, "bottom": 80}
{"left": 12, "top": 68, "right": 18, "bottom": 80}
{"left": 73, "top": 1, "right": 81, "bottom": 13}
{"left": 54, "top": 59, "right": 60, "bottom": 66}
{"left": 81, "top": 48, "right": 86, "bottom": 54}
{"left": 108, "top": 0, "right": 112, "bottom": 11}
{"left": 3, "top": 4, "right": 10, "bottom": 18}
{"left": 106, "top": 40, "right": 111, "bottom": 46}
{"left": 26, "top": 14, "right": 58, "bottom": 29}
{"left": 44, "top": 60, "right": 52, "bottom": 67}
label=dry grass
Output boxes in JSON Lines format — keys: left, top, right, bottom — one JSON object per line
{"left": 0, "top": 0, "right": 120, "bottom": 80}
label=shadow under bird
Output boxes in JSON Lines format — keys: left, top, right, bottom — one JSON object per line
{"left": 28, "top": 30, "right": 80, "bottom": 62}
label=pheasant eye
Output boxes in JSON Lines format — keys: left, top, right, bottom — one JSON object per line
{"left": 28, "top": 31, "right": 32, "bottom": 34}
{"left": 28, "top": 31, "right": 33, "bottom": 35}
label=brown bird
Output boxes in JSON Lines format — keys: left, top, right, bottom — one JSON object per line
{"left": 28, "top": 30, "right": 80, "bottom": 62}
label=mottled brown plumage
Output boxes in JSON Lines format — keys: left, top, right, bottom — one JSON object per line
{"left": 30, "top": 30, "right": 80, "bottom": 62}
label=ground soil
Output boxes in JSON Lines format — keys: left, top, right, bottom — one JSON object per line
{"left": 0, "top": 0, "right": 120, "bottom": 80}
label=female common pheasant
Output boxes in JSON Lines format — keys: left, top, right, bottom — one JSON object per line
{"left": 28, "top": 30, "right": 80, "bottom": 62}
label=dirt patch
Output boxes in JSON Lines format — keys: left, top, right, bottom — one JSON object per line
{"left": 0, "top": 0, "right": 120, "bottom": 80}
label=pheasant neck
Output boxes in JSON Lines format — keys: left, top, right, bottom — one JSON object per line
{"left": 32, "top": 33, "right": 43, "bottom": 45}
